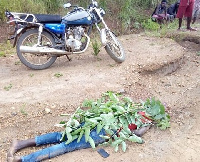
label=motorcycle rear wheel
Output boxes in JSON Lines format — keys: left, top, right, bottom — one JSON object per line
{"left": 105, "top": 31, "right": 125, "bottom": 63}
{"left": 17, "top": 29, "right": 57, "bottom": 70}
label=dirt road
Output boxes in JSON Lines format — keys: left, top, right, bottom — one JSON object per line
{"left": 0, "top": 33, "right": 199, "bottom": 162}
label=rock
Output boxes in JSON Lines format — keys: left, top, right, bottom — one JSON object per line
{"left": 45, "top": 108, "right": 51, "bottom": 114}
{"left": 11, "top": 112, "right": 17, "bottom": 116}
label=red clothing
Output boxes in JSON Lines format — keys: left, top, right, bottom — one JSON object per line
{"left": 176, "top": 0, "right": 195, "bottom": 18}
{"left": 179, "top": 0, "right": 194, "bottom": 6}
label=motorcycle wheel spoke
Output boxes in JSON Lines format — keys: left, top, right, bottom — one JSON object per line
{"left": 21, "top": 34, "right": 52, "bottom": 65}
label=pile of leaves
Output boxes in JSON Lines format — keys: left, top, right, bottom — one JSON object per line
{"left": 58, "top": 91, "right": 170, "bottom": 152}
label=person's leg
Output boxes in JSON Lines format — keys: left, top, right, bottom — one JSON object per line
{"left": 7, "top": 139, "right": 35, "bottom": 159}
{"left": 176, "top": 6, "right": 187, "bottom": 29}
{"left": 20, "top": 129, "right": 106, "bottom": 162}
{"left": 178, "top": 18, "right": 183, "bottom": 29}
{"left": 7, "top": 132, "right": 62, "bottom": 161}
{"left": 185, "top": 0, "right": 196, "bottom": 30}
{"left": 187, "top": 17, "right": 192, "bottom": 29}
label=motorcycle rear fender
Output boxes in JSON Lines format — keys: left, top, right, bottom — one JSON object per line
{"left": 12, "top": 26, "right": 35, "bottom": 47}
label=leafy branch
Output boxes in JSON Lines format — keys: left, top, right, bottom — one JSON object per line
{"left": 59, "top": 91, "right": 170, "bottom": 152}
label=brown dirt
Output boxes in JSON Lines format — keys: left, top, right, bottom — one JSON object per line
{"left": 0, "top": 32, "right": 199, "bottom": 162}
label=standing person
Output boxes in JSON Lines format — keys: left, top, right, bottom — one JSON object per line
{"left": 192, "top": 0, "right": 200, "bottom": 24}
{"left": 176, "top": 0, "right": 196, "bottom": 31}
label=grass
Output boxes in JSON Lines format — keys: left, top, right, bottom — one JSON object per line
{"left": 143, "top": 20, "right": 179, "bottom": 38}
{"left": 20, "top": 103, "right": 28, "bottom": 115}
{"left": 54, "top": 72, "right": 63, "bottom": 78}
{"left": 0, "top": 41, "right": 15, "bottom": 57}
{"left": 197, "top": 51, "right": 200, "bottom": 56}
{"left": 91, "top": 39, "right": 101, "bottom": 56}
{"left": 4, "top": 84, "right": 12, "bottom": 91}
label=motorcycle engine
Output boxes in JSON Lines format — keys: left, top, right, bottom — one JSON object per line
{"left": 66, "top": 26, "right": 85, "bottom": 51}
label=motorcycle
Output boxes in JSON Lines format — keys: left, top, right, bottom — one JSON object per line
{"left": 5, "top": 0, "right": 125, "bottom": 70}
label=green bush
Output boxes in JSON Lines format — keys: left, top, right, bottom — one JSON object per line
{"left": 142, "top": 18, "right": 160, "bottom": 31}
{"left": 0, "top": 0, "right": 179, "bottom": 34}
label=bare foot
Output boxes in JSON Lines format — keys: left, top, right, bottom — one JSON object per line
{"left": 7, "top": 140, "right": 19, "bottom": 158}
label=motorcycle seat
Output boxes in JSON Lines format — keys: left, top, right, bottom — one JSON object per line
{"left": 35, "top": 14, "right": 62, "bottom": 23}
{"left": 20, "top": 14, "right": 62, "bottom": 23}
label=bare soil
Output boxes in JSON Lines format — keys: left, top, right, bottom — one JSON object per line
{"left": 0, "top": 32, "right": 199, "bottom": 162}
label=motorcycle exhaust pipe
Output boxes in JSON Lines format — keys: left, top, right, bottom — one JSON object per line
{"left": 20, "top": 46, "right": 70, "bottom": 55}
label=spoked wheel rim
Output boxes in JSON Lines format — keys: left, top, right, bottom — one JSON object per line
{"left": 106, "top": 32, "right": 123, "bottom": 59}
{"left": 21, "top": 33, "right": 53, "bottom": 66}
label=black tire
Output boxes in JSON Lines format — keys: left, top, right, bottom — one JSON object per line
{"left": 17, "top": 29, "right": 57, "bottom": 70}
{"left": 105, "top": 31, "right": 125, "bottom": 63}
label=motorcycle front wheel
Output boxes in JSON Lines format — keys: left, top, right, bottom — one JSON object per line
{"left": 105, "top": 31, "right": 125, "bottom": 63}
{"left": 16, "top": 29, "right": 57, "bottom": 70}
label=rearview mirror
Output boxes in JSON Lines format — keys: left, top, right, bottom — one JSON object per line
{"left": 63, "top": 3, "right": 71, "bottom": 8}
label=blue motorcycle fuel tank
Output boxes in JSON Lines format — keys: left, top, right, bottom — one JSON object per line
{"left": 44, "top": 24, "right": 66, "bottom": 34}
{"left": 62, "top": 10, "right": 92, "bottom": 25}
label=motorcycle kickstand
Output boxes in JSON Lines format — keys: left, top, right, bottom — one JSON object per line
{"left": 66, "top": 55, "right": 72, "bottom": 61}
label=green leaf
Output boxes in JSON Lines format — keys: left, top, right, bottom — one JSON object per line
{"left": 110, "top": 123, "right": 118, "bottom": 131}
{"left": 85, "top": 127, "right": 90, "bottom": 142}
{"left": 119, "top": 116, "right": 128, "bottom": 125}
{"left": 99, "top": 135, "right": 111, "bottom": 139}
{"left": 65, "top": 132, "right": 73, "bottom": 144}
{"left": 60, "top": 131, "right": 66, "bottom": 142}
{"left": 77, "top": 130, "right": 84, "bottom": 143}
{"left": 128, "top": 135, "right": 143, "bottom": 144}
{"left": 115, "top": 144, "right": 119, "bottom": 152}
{"left": 71, "top": 128, "right": 82, "bottom": 136}
{"left": 114, "top": 105, "right": 126, "bottom": 112}
{"left": 125, "top": 114, "right": 132, "bottom": 124}
{"left": 112, "top": 139, "right": 123, "bottom": 147}
{"left": 85, "top": 118, "right": 98, "bottom": 124}
{"left": 123, "top": 97, "right": 132, "bottom": 103}
{"left": 121, "top": 141, "right": 127, "bottom": 152}
{"left": 149, "top": 104, "right": 160, "bottom": 116}
{"left": 88, "top": 136, "right": 96, "bottom": 148}
{"left": 130, "top": 115, "right": 136, "bottom": 124}
{"left": 119, "top": 132, "right": 127, "bottom": 139}
{"left": 65, "top": 127, "right": 72, "bottom": 133}
{"left": 105, "top": 129, "right": 114, "bottom": 136}
{"left": 108, "top": 91, "right": 119, "bottom": 102}
{"left": 159, "top": 104, "right": 165, "bottom": 114}
{"left": 100, "top": 113, "right": 115, "bottom": 124}
{"left": 123, "top": 125, "right": 132, "bottom": 134}
{"left": 96, "top": 122, "right": 104, "bottom": 134}
{"left": 154, "top": 114, "right": 165, "bottom": 120}
{"left": 72, "top": 119, "right": 80, "bottom": 127}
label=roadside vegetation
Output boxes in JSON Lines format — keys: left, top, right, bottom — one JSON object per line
{"left": 0, "top": 0, "right": 177, "bottom": 32}
{"left": 0, "top": 0, "right": 179, "bottom": 56}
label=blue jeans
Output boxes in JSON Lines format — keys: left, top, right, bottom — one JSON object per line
{"left": 21, "top": 129, "right": 106, "bottom": 162}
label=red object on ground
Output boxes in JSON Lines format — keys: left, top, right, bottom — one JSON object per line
{"left": 128, "top": 111, "right": 152, "bottom": 131}
{"left": 128, "top": 123, "right": 137, "bottom": 130}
